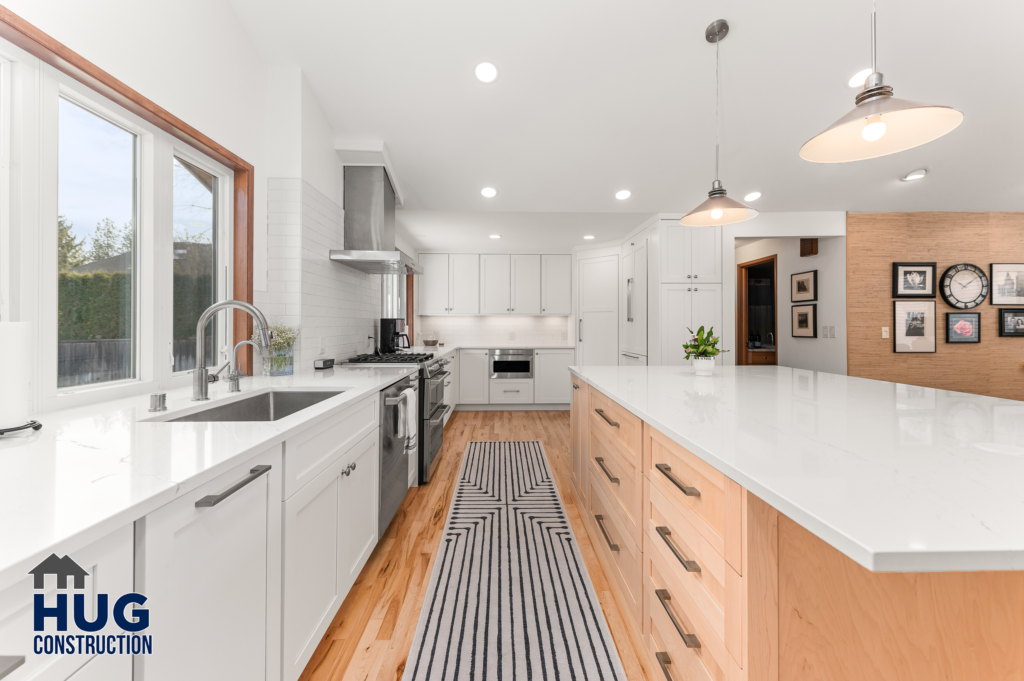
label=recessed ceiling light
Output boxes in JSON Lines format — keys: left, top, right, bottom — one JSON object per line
{"left": 901, "top": 168, "right": 928, "bottom": 181}
{"left": 475, "top": 62, "right": 499, "bottom": 83}
{"left": 744, "top": 191, "right": 762, "bottom": 202}
{"left": 847, "top": 68, "right": 872, "bottom": 88}
{"left": 480, "top": 187, "right": 497, "bottom": 198}
{"left": 615, "top": 190, "right": 631, "bottom": 200}
{"left": 583, "top": 235, "right": 595, "bottom": 240}
{"left": 490, "top": 234, "right": 501, "bottom": 239}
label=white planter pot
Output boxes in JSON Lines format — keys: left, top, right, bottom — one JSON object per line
{"left": 694, "top": 357, "right": 716, "bottom": 376}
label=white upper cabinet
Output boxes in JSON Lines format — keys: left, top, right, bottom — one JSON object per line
{"left": 418, "top": 253, "right": 450, "bottom": 314}
{"left": 541, "top": 254, "right": 572, "bottom": 315}
{"left": 659, "top": 221, "right": 722, "bottom": 283}
{"left": 512, "top": 254, "right": 541, "bottom": 315}
{"left": 480, "top": 254, "right": 512, "bottom": 314}
{"left": 449, "top": 254, "right": 480, "bottom": 314}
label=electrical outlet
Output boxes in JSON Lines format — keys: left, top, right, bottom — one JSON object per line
{"left": 508, "top": 331, "right": 515, "bottom": 340}
{"left": 882, "top": 327, "right": 889, "bottom": 339}
{"left": 561, "top": 330, "right": 568, "bottom": 340}
{"left": 318, "top": 337, "right": 326, "bottom": 355}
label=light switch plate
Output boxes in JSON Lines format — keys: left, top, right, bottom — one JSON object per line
{"left": 822, "top": 326, "right": 828, "bottom": 338}
{"left": 829, "top": 325, "right": 836, "bottom": 338}
{"left": 882, "top": 327, "right": 890, "bottom": 339}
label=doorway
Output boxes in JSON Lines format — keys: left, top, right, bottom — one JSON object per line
{"left": 737, "top": 255, "right": 777, "bottom": 366}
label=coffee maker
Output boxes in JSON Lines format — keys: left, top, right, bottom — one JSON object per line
{"left": 378, "top": 273, "right": 410, "bottom": 354}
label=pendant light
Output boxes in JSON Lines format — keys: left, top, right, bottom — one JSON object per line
{"left": 799, "top": 2, "right": 963, "bottom": 163}
{"left": 681, "top": 20, "right": 758, "bottom": 227}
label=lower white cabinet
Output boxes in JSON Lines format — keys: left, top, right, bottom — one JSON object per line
{"left": 661, "top": 283, "right": 723, "bottom": 366}
{"left": 619, "top": 352, "right": 647, "bottom": 366}
{"left": 459, "top": 350, "right": 489, "bottom": 404}
{"left": 534, "top": 349, "right": 575, "bottom": 403}
{"left": 0, "top": 525, "right": 134, "bottom": 681}
{"left": 490, "top": 378, "right": 534, "bottom": 404}
{"left": 136, "top": 445, "right": 282, "bottom": 681}
{"left": 282, "top": 429, "right": 379, "bottom": 681}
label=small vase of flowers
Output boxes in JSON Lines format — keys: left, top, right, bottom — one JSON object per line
{"left": 253, "top": 324, "right": 299, "bottom": 376}
{"left": 683, "top": 326, "right": 728, "bottom": 376}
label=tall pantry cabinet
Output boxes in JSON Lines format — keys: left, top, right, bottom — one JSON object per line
{"left": 657, "top": 220, "right": 722, "bottom": 366}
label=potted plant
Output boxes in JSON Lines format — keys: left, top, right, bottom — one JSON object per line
{"left": 253, "top": 324, "right": 298, "bottom": 376}
{"left": 683, "top": 325, "right": 728, "bottom": 376}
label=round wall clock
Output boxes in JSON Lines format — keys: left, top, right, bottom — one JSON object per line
{"left": 940, "top": 263, "right": 989, "bottom": 309}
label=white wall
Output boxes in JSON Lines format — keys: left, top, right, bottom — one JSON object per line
{"left": 735, "top": 236, "right": 848, "bottom": 375}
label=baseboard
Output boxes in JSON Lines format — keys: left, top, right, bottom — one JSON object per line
{"left": 454, "top": 403, "right": 570, "bottom": 411}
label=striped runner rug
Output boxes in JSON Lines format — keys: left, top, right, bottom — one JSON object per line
{"left": 403, "top": 441, "right": 627, "bottom": 681}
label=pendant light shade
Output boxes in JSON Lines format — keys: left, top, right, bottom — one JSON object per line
{"left": 800, "top": 11, "right": 962, "bottom": 163}
{"left": 680, "top": 181, "right": 758, "bottom": 227}
{"left": 681, "top": 20, "right": 758, "bottom": 228}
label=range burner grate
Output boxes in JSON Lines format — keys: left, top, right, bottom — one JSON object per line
{"left": 346, "top": 353, "right": 434, "bottom": 364}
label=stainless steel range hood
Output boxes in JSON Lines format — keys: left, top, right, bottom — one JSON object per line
{"left": 329, "top": 166, "right": 420, "bottom": 274}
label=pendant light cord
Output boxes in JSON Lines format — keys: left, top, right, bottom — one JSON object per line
{"left": 715, "top": 34, "right": 720, "bottom": 183}
{"left": 871, "top": 0, "right": 876, "bottom": 73}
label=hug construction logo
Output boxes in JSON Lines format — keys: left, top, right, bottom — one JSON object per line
{"left": 29, "top": 553, "right": 152, "bottom": 656}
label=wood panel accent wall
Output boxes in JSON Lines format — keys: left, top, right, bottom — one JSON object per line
{"left": 847, "top": 212, "right": 1024, "bottom": 400}
{"left": 0, "top": 6, "right": 257, "bottom": 372}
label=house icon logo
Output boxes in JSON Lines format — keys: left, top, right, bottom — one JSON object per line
{"left": 29, "top": 554, "right": 89, "bottom": 590}
{"left": 28, "top": 553, "right": 153, "bottom": 656}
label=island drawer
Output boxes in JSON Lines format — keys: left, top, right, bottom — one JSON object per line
{"left": 644, "top": 424, "right": 742, "bottom": 571}
{"left": 589, "top": 389, "right": 642, "bottom": 465}
{"left": 589, "top": 421, "right": 643, "bottom": 546}
{"left": 644, "top": 603, "right": 714, "bottom": 681}
{"left": 644, "top": 541, "right": 727, "bottom": 681}
{"left": 645, "top": 478, "right": 728, "bottom": 620}
{"left": 587, "top": 475, "right": 642, "bottom": 628}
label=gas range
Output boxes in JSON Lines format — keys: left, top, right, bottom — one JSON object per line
{"left": 344, "top": 352, "right": 449, "bottom": 378}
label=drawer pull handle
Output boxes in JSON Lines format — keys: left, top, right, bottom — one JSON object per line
{"left": 656, "top": 652, "right": 674, "bottom": 681}
{"left": 196, "top": 465, "right": 272, "bottom": 507}
{"left": 0, "top": 657, "right": 26, "bottom": 680}
{"left": 655, "top": 464, "right": 701, "bottom": 497}
{"left": 595, "top": 457, "right": 620, "bottom": 484}
{"left": 594, "top": 514, "right": 619, "bottom": 552}
{"left": 572, "top": 383, "right": 579, "bottom": 390}
{"left": 656, "top": 526, "right": 701, "bottom": 573}
{"left": 504, "top": 390, "right": 521, "bottom": 393}
{"left": 655, "top": 589, "right": 701, "bottom": 649}
{"left": 595, "top": 408, "right": 619, "bottom": 427}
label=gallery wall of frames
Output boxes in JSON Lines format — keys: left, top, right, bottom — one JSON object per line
{"left": 846, "top": 212, "right": 1024, "bottom": 401}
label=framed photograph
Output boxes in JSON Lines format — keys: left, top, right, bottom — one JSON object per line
{"left": 991, "top": 263, "right": 1024, "bottom": 305}
{"left": 894, "top": 300, "right": 936, "bottom": 352}
{"left": 892, "top": 262, "right": 936, "bottom": 298}
{"left": 999, "top": 309, "right": 1024, "bottom": 337}
{"left": 945, "top": 312, "right": 980, "bottom": 343}
{"left": 791, "top": 270, "right": 818, "bottom": 302}
{"left": 791, "top": 304, "right": 817, "bottom": 338}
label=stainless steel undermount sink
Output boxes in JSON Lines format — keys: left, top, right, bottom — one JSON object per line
{"left": 168, "top": 390, "right": 344, "bottom": 423}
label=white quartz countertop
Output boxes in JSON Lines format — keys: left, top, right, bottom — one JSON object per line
{"left": 0, "top": 366, "right": 416, "bottom": 585}
{"left": 569, "top": 364, "right": 1024, "bottom": 573}
{"left": 400, "top": 344, "right": 575, "bottom": 357}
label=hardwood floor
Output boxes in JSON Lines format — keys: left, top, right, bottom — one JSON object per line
{"left": 298, "top": 409, "right": 649, "bottom": 681}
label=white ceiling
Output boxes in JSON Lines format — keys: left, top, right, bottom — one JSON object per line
{"left": 229, "top": 0, "right": 1024, "bottom": 250}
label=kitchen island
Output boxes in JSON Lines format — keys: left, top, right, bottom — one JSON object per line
{"left": 567, "top": 364, "right": 1024, "bottom": 681}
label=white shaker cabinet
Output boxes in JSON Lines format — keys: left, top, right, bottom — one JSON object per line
{"left": 661, "top": 283, "right": 723, "bottom": 366}
{"left": 281, "top": 430, "right": 378, "bottom": 681}
{"left": 659, "top": 221, "right": 722, "bottom": 284}
{"left": 418, "top": 253, "right": 450, "bottom": 314}
{"left": 620, "top": 239, "right": 648, "bottom": 358}
{"left": 690, "top": 226, "right": 722, "bottom": 283}
{"left": 449, "top": 254, "right": 480, "bottom": 314}
{"left": 136, "top": 445, "right": 282, "bottom": 681}
{"left": 534, "top": 349, "right": 575, "bottom": 403}
{"left": 619, "top": 352, "right": 647, "bottom": 366}
{"left": 541, "top": 254, "right": 572, "bottom": 315}
{"left": 480, "top": 254, "right": 512, "bottom": 314}
{"left": 459, "top": 349, "right": 489, "bottom": 404}
{"left": 511, "top": 255, "right": 541, "bottom": 315}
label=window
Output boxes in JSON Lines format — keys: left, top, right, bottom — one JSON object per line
{"left": 172, "top": 157, "right": 218, "bottom": 372}
{"left": 56, "top": 97, "right": 137, "bottom": 388}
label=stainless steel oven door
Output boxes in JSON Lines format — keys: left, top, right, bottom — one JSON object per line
{"left": 489, "top": 349, "right": 534, "bottom": 379}
{"left": 422, "top": 370, "right": 449, "bottom": 417}
{"left": 419, "top": 403, "right": 448, "bottom": 484}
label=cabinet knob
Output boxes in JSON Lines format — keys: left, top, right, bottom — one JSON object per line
{"left": 687, "top": 275, "right": 691, "bottom": 279}
{"left": 687, "top": 288, "right": 692, "bottom": 292}
{"left": 693, "top": 275, "right": 698, "bottom": 279}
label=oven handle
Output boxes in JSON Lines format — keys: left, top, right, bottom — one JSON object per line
{"left": 426, "top": 370, "right": 451, "bottom": 384}
{"left": 429, "top": 405, "right": 452, "bottom": 426}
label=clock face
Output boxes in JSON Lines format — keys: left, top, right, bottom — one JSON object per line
{"left": 941, "top": 264, "right": 989, "bottom": 309}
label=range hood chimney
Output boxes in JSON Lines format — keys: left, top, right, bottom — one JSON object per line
{"left": 329, "top": 166, "right": 420, "bottom": 274}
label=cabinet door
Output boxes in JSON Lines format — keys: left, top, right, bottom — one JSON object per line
{"left": 660, "top": 221, "right": 692, "bottom": 283}
{"left": 418, "top": 253, "right": 450, "bottom": 314}
{"left": 458, "top": 349, "right": 490, "bottom": 404}
{"left": 570, "top": 380, "right": 589, "bottom": 506}
{"left": 449, "top": 254, "right": 480, "bottom": 314}
{"left": 633, "top": 240, "right": 648, "bottom": 354}
{"left": 578, "top": 255, "right": 619, "bottom": 366}
{"left": 511, "top": 254, "right": 541, "bottom": 315}
{"left": 489, "top": 379, "right": 534, "bottom": 404}
{"left": 138, "top": 445, "right": 281, "bottom": 681}
{"left": 534, "top": 349, "right": 575, "bottom": 403}
{"left": 691, "top": 283, "right": 724, "bottom": 343}
{"left": 661, "top": 284, "right": 694, "bottom": 366}
{"left": 337, "top": 431, "right": 380, "bottom": 589}
{"left": 541, "top": 254, "right": 572, "bottom": 315}
{"left": 691, "top": 225, "right": 722, "bottom": 283}
{"left": 620, "top": 352, "right": 647, "bottom": 366}
{"left": 620, "top": 248, "right": 634, "bottom": 354}
{"left": 480, "top": 254, "right": 511, "bottom": 315}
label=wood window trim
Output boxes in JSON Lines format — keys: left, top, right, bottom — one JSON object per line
{"left": 0, "top": 7, "right": 257, "bottom": 373}
{"left": 736, "top": 254, "right": 777, "bottom": 366}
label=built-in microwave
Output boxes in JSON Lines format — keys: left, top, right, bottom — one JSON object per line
{"left": 489, "top": 349, "right": 534, "bottom": 379}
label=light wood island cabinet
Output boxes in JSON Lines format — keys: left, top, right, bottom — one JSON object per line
{"left": 570, "top": 373, "right": 1024, "bottom": 681}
